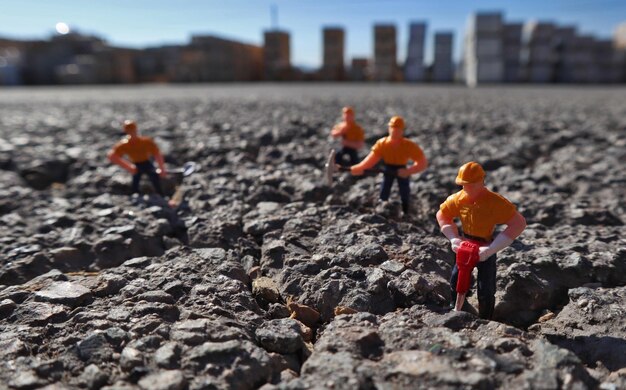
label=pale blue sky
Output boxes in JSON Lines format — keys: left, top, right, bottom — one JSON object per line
{"left": 2, "top": 0, "right": 625, "bottom": 67}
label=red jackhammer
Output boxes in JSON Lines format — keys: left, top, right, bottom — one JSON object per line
{"left": 454, "top": 240, "right": 481, "bottom": 311}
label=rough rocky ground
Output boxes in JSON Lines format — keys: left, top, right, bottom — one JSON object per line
{"left": 0, "top": 84, "right": 624, "bottom": 389}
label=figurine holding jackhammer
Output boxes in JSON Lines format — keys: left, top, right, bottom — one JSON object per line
{"left": 436, "top": 162, "right": 526, "bottom": 320}
{"left": 108, "top": 120, "right": 168, "bottom": 196}
{"left": 350, "top": 116, "right": 427, "bottom": 215}
{"left": 330, "top": 106, "right": 365, "bottom": 166}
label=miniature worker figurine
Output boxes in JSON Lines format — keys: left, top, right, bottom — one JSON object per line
{"left": 330, "top": 106, "right": 365, "bottom": 166}
{"left": 108, "top": 120, "right": 168, "bottom": 196}
{"left": 436, "top": 162, "right": 526, "bottom": 319}
{"left": 350, "top": 116, "right": 427, "bottom": 214}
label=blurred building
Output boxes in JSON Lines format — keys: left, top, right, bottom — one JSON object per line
{"left": 591, "top": 39, "right": 622, "bottom": 83}
{"left": 464, "top": 12, "right": 505, "bottom": 86}
{"left": 464, "top": 12, "right": 624, "bottom": 85}
{"left": 55, "top": 54, "right": 98, "bottom": 84}
{"left": 432, "top": 32, "right": 454, "bottom": 82}
{"left": 373, "top": 24, "right": 399, "bottom": 81}
{"left": 21, "top": 33, "right": 108, "bottom": 84}
{"left": 134, "top": 45, "right": 182, "bottom": 83}
{"left": 0, "top": 41, "right": 23, "bottom": 86}
{"left": 55, "top": 48, "right": 139, "bottom": 84}
{"left": 552, "top": 26, "right": 578, "bottom": 83}
{"left": 264, "top": 30, "right": 291, "bottom": 81}
{"left": 1, "top": 32, "right": 139, "bottom": 85}
{"left": 320, "top": 27, "right": 345, "bottom": 81}
{"left": 1, "top": 13, "right": 624, "bottom": 86}
{"left": 521, "top": 21, "right": 622, "bottom": 83}
{"left": 108, "top": 48, "right": 139, "bottom": 84}
{"left": 183, "top": 35, "right": 262, "bottom": 82}
{"left": 523, "top": 22, "right": 556, "bottom": 83}
{"left": 404, "top": 22, "right": 427, "bottom": 82}
{"left": 616, "top": 23, "right": 626, "bottom": 49}
{"left": 349, "top": 58, "right": 370, "bottom": 81}
{"left": 615, "top": 23, "right": 626, "bottom": 82}
{"left": 503, "top": 23, "right": 523, "bottom": 82}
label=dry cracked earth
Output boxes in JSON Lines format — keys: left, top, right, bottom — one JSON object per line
{"left": 0, "top": 84, "right": 624, "bottom": 390}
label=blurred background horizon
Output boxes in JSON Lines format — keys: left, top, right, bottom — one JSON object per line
{"left": 3, "top": 0, "right": 626, "bottom": 67}
{"left": 1, "top": 0, "right": 626, "bottom": 86}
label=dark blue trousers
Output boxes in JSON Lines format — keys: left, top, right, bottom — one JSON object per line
{"left": 449, "top": 254, "right": 497, "bottom": 319}
{"left": 380, "top": 164, "right": 410, "bottom": 213}
{"left": 335, "top": 146, "right": 359, "bottom": 167}
{"left": 132, "top": 160, "right": 163, "bottom": 195}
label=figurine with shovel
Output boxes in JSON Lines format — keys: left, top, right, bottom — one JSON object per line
{"left": 326, "top": 116, "right": 427, "bottom": 215}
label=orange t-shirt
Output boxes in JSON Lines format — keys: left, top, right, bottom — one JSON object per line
{"left": 111, "top": 136, "right": 159, "bottom": 163}
{"left": 371, "top": 136, "right": 425, "bottom": 166}
{"left": 334, "top": 122, "right": 365, "bottom": 142}
{"left": 439, "top": 189, "right": 517, "bottom": 240}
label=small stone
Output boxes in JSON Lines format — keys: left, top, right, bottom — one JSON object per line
{"left": 35, "top": 281, "right": 92, "bottom": 307}
{"left": 80, "top": 364, "right": 108, "bottom": 389}
{"left": 155, "top": 342, "right": 182, "bottom": 369}
{"left": 138, "top": 370, "right": 186, "bottom": 390}
{"left": 267, "top": 303, "right": 291, "bottom": 319}
{"left": 170, "top": 319, "right": 209, "bottom": 346}
{"left": 93, "top": 275, "right": 128, "bottom": 297}
{"left": 334, "top": 306, "right": 358, "bottom": 316}
{"left": 77, "top": 334, "right": 113, "bottom": 362}
{"left": 248, "top": 266, "right": 262, "bottom": 280}
{"left": 0, "top": 298, "right": 17, "bottom": 318}
{"left": 122, "top": 256, "right": 152, "bottom": 268}
{"left": 49, "top": 246, "right": 90, "bottom": 269}
{"left": 136, "top": 290, "right": 175, "bottom": 304}
{"left": 538, "top": 311, "right": 555, "bottom": 322}
{"left": 347, "top": 243, "right": 388, "bottom": 265}
{"left": 252, "top": 277, "right": 281, "bottom": 303}
{"left": 193, "top": 248, "right": 227, "bottom": 262}
{"left": 9, "top": 370, "right": 47, "bottom": 389}
{"left": 120, "top": 347, "right": 144, "bottom": 371}
{"left": 287, "top": 300, "right": 320, "bottom": 328}
{"left": 256, "top": 318, "right": 304, "bottom": 354}
{"left": 0, "top": 338, "right": 29, "bottom": 357}
{"left": 13, "top": 301, "right": 67, "bottom": 325}
{"left": 104, "top": 327, "right": 129, "bottom": 348}
{"left": 107, "top": 307, "right": 131, "bottom": 322}
{"left": 380, "top": 260, "right": 406, "bottom": 274}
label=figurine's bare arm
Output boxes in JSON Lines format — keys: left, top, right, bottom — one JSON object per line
{"left": 108, "top": 151, "right": 137, "bottom": 174}
{"left": 501, "top": 211, "right": 526, "bottom": 241}
{"left": 478, "top": 211, "right": 526, "bottom": 261}
{"left": 350, "top": 152, "right": 381, "bottom": 175}
{"left": 330, "top": 124, "right": 345, "bottom": 138}
{"left": 399, "top": 154, "right": 428, "bottom": 178}
{"left": 436, "top": 209, "right": 462, "bottom": 253}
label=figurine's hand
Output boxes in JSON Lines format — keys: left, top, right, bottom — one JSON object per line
{"left": 450, "top": 238, "right": 462, "bottom": 253}
{"left": 478, "top": 246, "right": 493, "bottom": 261}
{"left": 157, "top": 169, "right": 168, "bottom": 178}
{"left": 351, "top": 166, "right": 364, "bottom": 176}
{"left": 397, "top": 168, "right": 411, "bottom": 178}
{"left": 128, "top": 165, "right": 138, "bottom": 175}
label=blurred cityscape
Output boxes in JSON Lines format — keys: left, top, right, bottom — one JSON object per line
{"left": 1, "top": 11, "right": 626, "bottom": 86}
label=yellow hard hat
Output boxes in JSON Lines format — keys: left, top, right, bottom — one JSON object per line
{"left": 388, "top": 116, "right": 405, "bottom": 130}
{"left": 342, "top": 106, "right": 354, "bottom": 115}
{"left": 455, "top": 162, "right": 485, "bottom": 185}
{"left": 123, "top": 120, "right": 137, "bottom": 132}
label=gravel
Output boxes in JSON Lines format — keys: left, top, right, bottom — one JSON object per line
{"left": 0, "top": 84, "right": 624, "bottom": 388}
